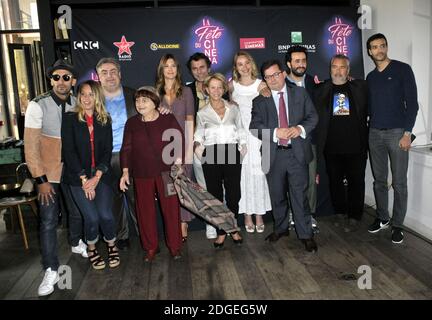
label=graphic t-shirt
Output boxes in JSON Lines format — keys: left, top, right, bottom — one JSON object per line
{"left": 325, "top": 83, "right": 361, "bottom": 154}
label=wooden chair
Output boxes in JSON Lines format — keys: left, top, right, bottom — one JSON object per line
{"left": 0, "top": 196, "right": 38, "bottom": 249}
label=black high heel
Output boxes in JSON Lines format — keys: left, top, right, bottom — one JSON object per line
{"left": 213, "top": 235, "right": 226, "bottom": 249}
{"left": 213, "top": 241, "right": 224, "bottom": 249}
{"left": 231, "top": 232, "right": 243, "bottom": 245}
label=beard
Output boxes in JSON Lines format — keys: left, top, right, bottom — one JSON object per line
{"left": 291, "top": 67, "right": 306, "bottom": 77}
{"left": 331, "top": 75, "right": 347, "bottom": 85}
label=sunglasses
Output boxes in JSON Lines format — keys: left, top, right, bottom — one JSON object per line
{"left": 51, "top": 74, "right": 72, "bottom": 82}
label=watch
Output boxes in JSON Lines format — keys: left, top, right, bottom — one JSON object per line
{"left": 404, "top": 131, "right": 412, "bottom": 137}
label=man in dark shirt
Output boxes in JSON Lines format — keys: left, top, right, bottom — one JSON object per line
{"left": 366, "top": 33, "right": 419, "bottom": 244}
{"left": 315, "top": 55, "right": 368, "bottom": 233}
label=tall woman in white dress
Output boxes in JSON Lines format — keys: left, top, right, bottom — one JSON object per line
{"left": 228, "top": 51, "right": 272, "bottom": 233}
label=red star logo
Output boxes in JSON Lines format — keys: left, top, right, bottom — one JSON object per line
{"left": 113, "top": 35, "right": 135, "bottom": 56}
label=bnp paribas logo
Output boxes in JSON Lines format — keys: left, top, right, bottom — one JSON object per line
{"left": 291, "top": 32, "right": 303, "bottom": 43}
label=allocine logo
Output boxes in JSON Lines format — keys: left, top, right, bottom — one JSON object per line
{"left": 150, "top": 43, "right": 181, "bottom": 51}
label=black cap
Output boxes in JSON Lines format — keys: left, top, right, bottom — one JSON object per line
{"left": 46, "top": 59, "right": 77, "bottom": 78}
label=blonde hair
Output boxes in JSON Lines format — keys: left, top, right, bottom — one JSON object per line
{"left": 76, "top": 80, "right": 110, "bottom": 125}
{"left": 155, "top": 53, "right": 183, "bottom": 98}
{"left": 204, "top": 73, "right": 228, "bottom": 94}
{"left": 232, "top": 51, "right": 259, "bottom": 82}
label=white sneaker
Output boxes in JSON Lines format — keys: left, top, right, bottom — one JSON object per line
{"left": 312, "top": 217, "right": 318, "bottom": 228}
{"left": 206, "top": 224, "right": 217, "bottom": 239}
{"left": 38, "top": 268, "right": 59, "bottom": 296}
{"left": 71, "top": 239, "right": 88, "bottom": 258}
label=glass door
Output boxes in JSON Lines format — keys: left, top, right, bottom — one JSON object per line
{"left": 8, "top": 43, "right": 35, "bottom": 140}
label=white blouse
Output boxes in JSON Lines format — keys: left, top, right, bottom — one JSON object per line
{"left": 194, "top": 99, "right": 247, "bottom": 147}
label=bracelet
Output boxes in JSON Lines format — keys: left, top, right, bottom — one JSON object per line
{"left": 35, "top": 175, "right": 48, "bottom": 185}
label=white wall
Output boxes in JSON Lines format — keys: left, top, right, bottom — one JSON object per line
{"left": 361, "top": 0, "right": 431, "bottom": 144}
{"left": 361, "top": 0, "right": 432, "bottom": 240}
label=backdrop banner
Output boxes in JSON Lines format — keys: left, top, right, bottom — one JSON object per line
{"left": 71, "top": 6, "right": 364, "bottom": 88}
{"left": 71, "top": 6, "right": 364, "bottom": 217}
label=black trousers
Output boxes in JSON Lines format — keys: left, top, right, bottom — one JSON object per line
{"left": 324, "top": 152, "right": 367, "bottom": 220}
{"left": 201, "top": 144, "right": 242, "bottom": 236}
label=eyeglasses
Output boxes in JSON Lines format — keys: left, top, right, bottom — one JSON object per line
{"left": 264, "top": 71, "right": 283, "bottom": 81}
{"left": 51, "top": 74, "right": 72, "bottom": 82}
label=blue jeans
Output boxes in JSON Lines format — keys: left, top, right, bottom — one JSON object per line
{"left": 60, "top": 183, "right": 85, "bottom": 247}
{"left": 69, "top": 182, "right": 116, "bottom": 244}
{"left": 369, "top": 128, "right": 409, "bottom": 228}
{"left": 39, "top": 183, "right": 84, "bottom": 271}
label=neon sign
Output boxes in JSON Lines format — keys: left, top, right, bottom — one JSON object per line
{"left": 327, "top": 17, "right": 353, "bottom": 56}
{"left": 193, "top": 18, "right": 225, "bottom": 65}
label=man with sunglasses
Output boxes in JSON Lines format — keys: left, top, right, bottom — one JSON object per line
{"left": 24, "top": 59, "right": 86, "bottom": 296}
{"left": 250, "top": 60, "right": 318, "bottom": 252}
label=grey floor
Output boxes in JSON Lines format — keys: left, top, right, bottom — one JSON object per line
{"left": 1, "top": 209, "right": 432, "bottom": 300}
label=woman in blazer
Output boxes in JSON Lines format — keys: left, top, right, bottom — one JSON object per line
{"left": 62, "top": 80, "right": 119, "bottom": 270}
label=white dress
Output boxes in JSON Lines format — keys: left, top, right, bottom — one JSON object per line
{"left": 232, "top": 79, "right": 272, "bottom": 215}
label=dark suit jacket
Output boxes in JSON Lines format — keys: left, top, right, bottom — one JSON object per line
{"left": 304, "top": 74, "right": 318, "bottom": 103}
{"left": 123, "top": 86, "right": 137, "bottom": 119}
{"left": 250, "top": 80, "right": 318, "bottom": 171}
{"left": 314, "top": 79, "right": 369, "bottom": 158}
{"left": 61, "top": 112, "right": 113, "bottom": 186}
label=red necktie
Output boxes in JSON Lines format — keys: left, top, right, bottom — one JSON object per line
{"left": 278, "top": 92, "right": 289, "bottom": 146}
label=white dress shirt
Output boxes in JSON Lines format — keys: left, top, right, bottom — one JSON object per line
{"left": 194, "top": 99, "right": 247, "bottom": 148}
{"left": 271, "top": 85, "right": 306, "bottom": 144}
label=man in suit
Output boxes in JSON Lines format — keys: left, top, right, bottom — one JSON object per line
{"left": 315, "top": 54, "right": 369, "bottom": 233}
{"left": 250, "top": 60, "right": 318, "bottom": 252}
{"left": 96, "top": 57, "right": 137, "bottom": 250}
{"left": 285, "top": 45, "right": 320, "bottom": 230}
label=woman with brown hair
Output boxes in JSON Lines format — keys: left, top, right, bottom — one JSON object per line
{"left": 155, "top": 53, "right": 195, "bottom": 242}
{"left": 120, "top": 88, "right": 184, "bottom": 261}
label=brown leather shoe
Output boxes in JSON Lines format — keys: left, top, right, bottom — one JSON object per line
{"left": 265, "top": 230, "right": 290, "bottom": 242}
{"left": 301, "top": 238, "right": 318, "bottom": 252}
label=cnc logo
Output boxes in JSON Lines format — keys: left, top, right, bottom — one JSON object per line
{"left": 73, "top": 41, "right": 99, "bottom": 50}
